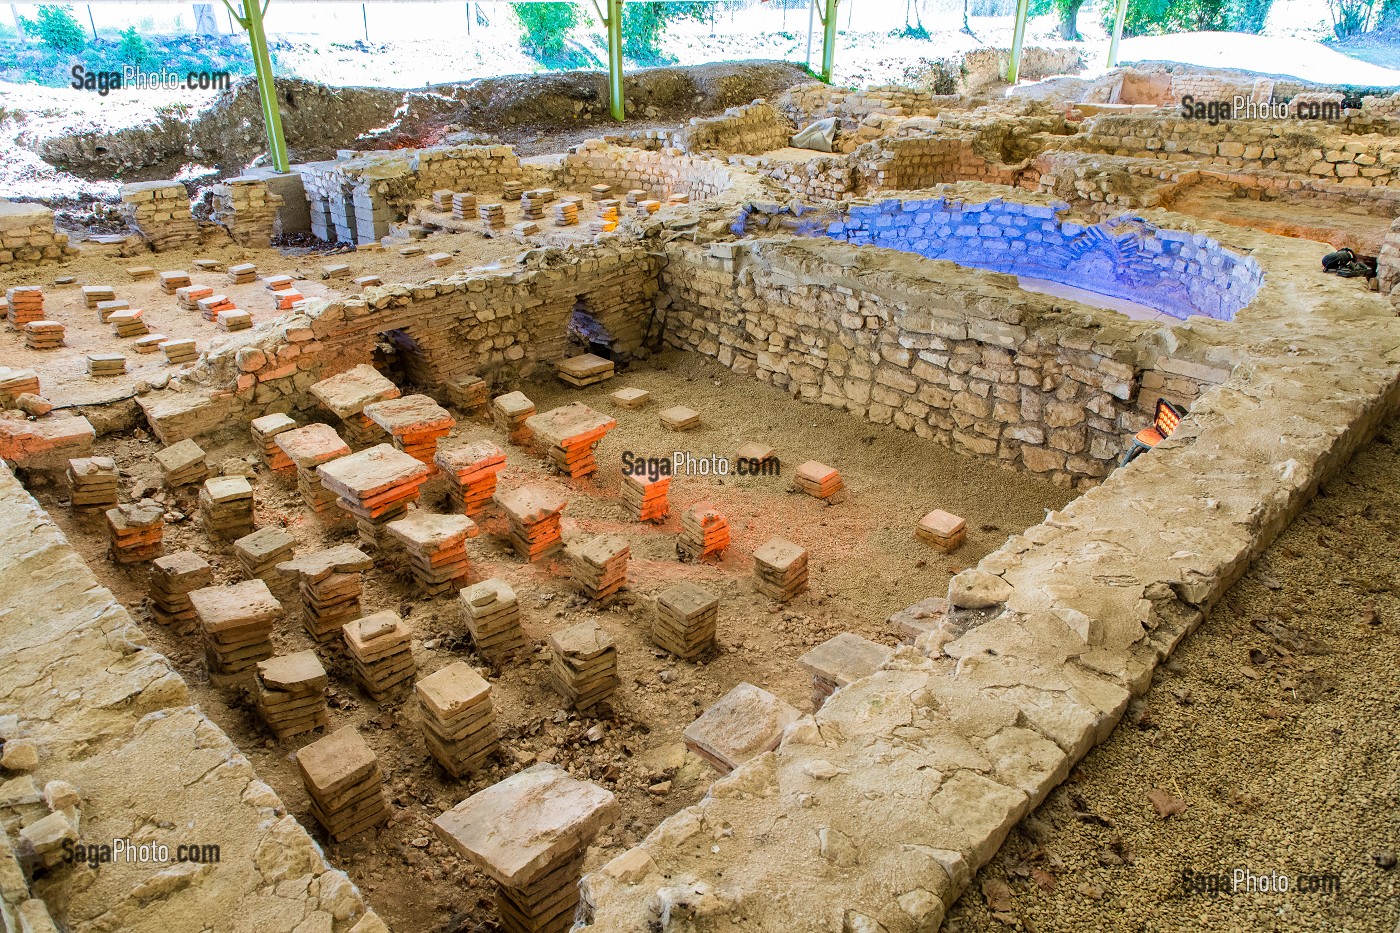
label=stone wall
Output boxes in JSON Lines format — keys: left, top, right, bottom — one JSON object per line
{"left": 119, "top": 181, "right": 201, "bottom": 252}
{"left": 660, "top": 233, "right": 1227, "bottom": 486}
{"left": 678, "top": 101, "right": 794, "bottom": 156}
{"left": 579, "top": 200, "right": 1400, "bottom": 933}
{"left": 559, "top": 141, "right": 749, "bottom": 202}
{"left": 0, "top": 464, "right": 385, "bottom": 933}
{"left": 1072, "top": 114, "right": 1400, "bottom": 186}
{"left": 0, "top": 200, "right": 70, "bottom": 271}
{"left": 183, "top": 243, "right": 663, "bottom": 423}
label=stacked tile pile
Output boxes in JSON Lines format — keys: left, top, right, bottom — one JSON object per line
{"left": 566, "top": 535, "right": 629, "bottom": 605}
{"left": 386, "top": 509, "right": 478, "bottom": 597}
{"left": 514, "top": 221, "right": 539, "bottom": 236}
{"left": 263, "top": 274, "right": 293, "bottom": 292}
{"left": 436, "top": 440, "right": 506, "bottom": 516}
{"left": 94, "top": 299, "right": 128, "bottom": 323}
{"left": 176, "top": 285, "right": 213, "bottom": 311}
{"left": 345, "top": 610, "right": 416, "bottom": 701}
{"left": 555, "top": 353, "right": 614, "bottom": 388}
{"left": 271, "top": 287, "right": 302, "bottom": 311}
{"left": 625, "top": 189, "right": 645, "bottom": 206}
{"left": 317, "top": 443, "right": 431, "bottom": 547}
{"left": 416, "top": 661, "right": 498, "bottom": 778}
{"left": 109, "top": 310, "right": 148, "bottom": 338}
{"left": 158, "top": 270, "right": 191, "bottom": 294}
{"left": 309, "top": 363, "right": 400, "bottom": 447}
{"left": 254, "top": 650, "right": 329, "bottom": 741}
{"left": 217, "top": 309, "right": 252, "bottom": 332}
{"left": 653, "top": 581, "right": 719, "bottom": 660}
{"left": 81, "top": 285, "right": 116, "bottom": 308}
{"left": 190, "top": 579, "right": 280, "bottom": 687}
{"left": 197, "top": 294, "right": 235, "bottom": 322}
{"left": 460, "top": 578, "right": 528, "bottom": 662}
{"left": 148, "top": 550, "right": 212, "bottom": 628}
{"left": 363, "top": 394, "right": 456, "bottom": 466}
{"left": 277, "top": 544, "right": 374, "bottom": 642}
{"left": 798, "top": 633, "right": 894, "bottom": 709}
{"left": 353, "top": 274, "right": 382, "bottom": 288}
{"left": 275, "top": 423, "right": 352, "bottom": 516}
{"left": 753, "top": 537, "right": 809, "bottom": 602}
{"left": 156, "top": 439, "right": 209, "bottom": 489}
{"left": 590, "top": 184, "right": 612, "bottom": 200}
{"left": 66, "top": 456, "right": 117, "bottom": 511}
{"left": 478, "top": 203, "right": 505, "bottom": 227}
{"left": 525, "top": 403, "right": 616, "bottom": 480}
{"left": 794, "top": 460, "right": 845, "bottom": 500}
{"left": 198, "top": 475, "right": 255, "bottom": 541}
{"left": 549, "top": 621, "right": 618, "bottom": 713}
{"left": 105, "top": 501, "right": 163, "bottom": 564}
{"left": 451, "top": 192, "right": 477, "bottom": 220}
{"left": 228, "top": 262, "right": 257, "bottom": 284}
{"left": 5, "top": 287, "right": 42, "bottom": 328}
{"left": 589, "top": 200, "right": 620, "bottom": 235}
{"left": 915, "top": 508, "right": 966, "bottom": 552}
{"left": 86, "top": 354, "right": 126, "bottom": 377}
{"left": 126, "top": 266, "right": 154, "bottom": 279}
{"left": 250, "top": 413, "right": 297, "bottom": 474}
{"left": 297, "top": 726, "right": 389, "bottom": 842}
{"left": 0, "top": 368, "right": 40, "bottom": 400}
{"left": 684, "top": 683, "right": 799, "bottom": 774}
{"left": 431, "top": 189, "right": 454, "bottom": 211}
{"left": 551, "top": 200, "right": 579, "bottom": 227}
{"left": 432, "top": 765, "right": 618, "bottom": 933}
{"left": 161, "top": 339, "right": 198, "bottom": 364}
{"left": 520, "top": 190, "right": 549, "bottom": 220}
{"left": 502, "top": 181, "right": 524, "bottom": 200}
{"left": 491, "top": 391, "right": 536, "bottom": 445}
{"left": 119, "top": 182, "right": 200, "bottom": 252}
{"left": 659, "top": 405, "right": 700, "bottom": 430}
{"left": 638, "top": 199, "right": 662, "bottom": 216}
{"left": 677, "top": 504, "right": 729, "bottom": 560}
{"left": 233, "top": 526, "right": 296, "bottom": 602}
{"left": 444, "top": 375, "right": 489, "bottom": 414}
{"left": 22, "top": 319, "right": 62, "bottom": 348}
{"left": 495, "top": 487, "right": 567, "bottom": 561}
{"left": 621, "top": 471, "right": 670, "bottom": 522}
{"left": 133, "top": 334, "right": 168, "bottom": 354}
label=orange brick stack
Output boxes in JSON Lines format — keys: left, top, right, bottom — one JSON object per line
{"left": 363, "top": 394, "right": 456, "bottom": 467}
{"left": 436, "top": 440, "right": 507, "bottom": 516}
{"left": 316, "top": 444, "right": 431, "bottom": 548}
{"left": 525, "top": 403, "right": 616, "bottom": 480}
{"left": 678, "top": 503, "right": 729, "bottom": 561}
{"left": 495, "top": 487, "right": 567, "bottom": 562}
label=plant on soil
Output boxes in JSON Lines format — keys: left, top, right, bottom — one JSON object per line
{"left": 118, "top": 26, "right": 152, "bottom": 68}
{"left": 1102, "top": 0, "right": 1275, "bottom": 37}
{"left": 21, "top": 5, "right": 87, "bottom": 54}
{"left": 512, "top": 2, "right": 595, "bottom": 68}
{"left": 1327, "top": 0, "right": 1381, "bottom": 36}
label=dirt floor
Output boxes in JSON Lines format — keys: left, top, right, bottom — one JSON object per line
{"left": 25, "top": 349, "right": 1072, "bottom": 933}
{"left": 943, "top": 420, "right": 1400, "bottom": 933}
{"left": 1165, "top": 184, "right": 1392, "bottom": 257}
{"left": 0, "top": 197, "right": 631, "bottom": 408}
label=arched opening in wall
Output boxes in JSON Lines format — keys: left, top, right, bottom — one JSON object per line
{"left": 568, "top": 297, "right": 629, "bottom": 371}
{"left": 377, "top": 329, "right": 434, "bottom": 387}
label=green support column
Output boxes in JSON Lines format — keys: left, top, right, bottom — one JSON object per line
{"left": 223, "top": 0, "right": 289, "bottom": 172}
{"left": 1107, "top": 0, "right": 1130, "bottom": 67}
{"left": 603, "top": 0, "right": 625, "bottom": 121}
{"left": 819, "top": 0, "right": 839, "bottom": 84}
{"left": 1006, "top": 0, "right": 1030, "bottom": 83}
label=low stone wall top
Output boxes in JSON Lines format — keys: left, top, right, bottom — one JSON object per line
{"left": 0, "top": 199, "right": 70, "bottom": 270}
{"left": 0, "top": 464, "right": 384, "bottom": 933}
{"left": 678, "top": 101, "right": 794, "bottom": 156}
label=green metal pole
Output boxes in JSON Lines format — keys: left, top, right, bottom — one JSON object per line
{"left": 606, "top": 0, "right": 624, "bottom": 121}
{"left": 243, "top": 1, "right": 289, "bottom": 172}
{"left": 1107, "top": 0, "right": 1130, "bottom": 67}
{"left": 1007, "top": 0, "right": 1030, "bottom": 83}
{"left": 819, "top": 0, "right": 838, "bottom": 84}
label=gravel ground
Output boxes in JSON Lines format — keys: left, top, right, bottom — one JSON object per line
{"left": 944, "top": 421, "right": 1400, "bottom": 933}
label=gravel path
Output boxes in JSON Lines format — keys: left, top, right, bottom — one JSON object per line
{"left": 945, "top": 421, "right": 1400, "bottom": 932}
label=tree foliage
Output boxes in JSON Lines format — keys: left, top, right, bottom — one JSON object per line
{"left": 118, "top": 26, "right": 152, "bottom": 67}
{"left": 1103, "top": 0, "right": 1275, "bottom": 37}
{"left": 512, "top": 2, "right": 583, "bottom": 64}
{"left": 622, "top": 2, "right": 706, "bottom": 65}
{"left": 21, "top": 5, "right": 87, "bottom": 54}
